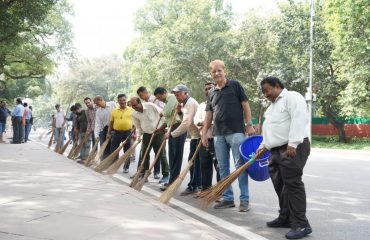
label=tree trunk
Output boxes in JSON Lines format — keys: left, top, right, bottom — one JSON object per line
{"left": 324, "top": 108, "right": 347, "bottom": 143}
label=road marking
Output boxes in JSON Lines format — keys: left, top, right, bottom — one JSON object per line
{"left": 114, "top": 174, "right": 270, "bottom": 240}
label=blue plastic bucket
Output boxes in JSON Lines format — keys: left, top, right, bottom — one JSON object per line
{"left": 239, "top": 135, "right": 270, "bottom": 181}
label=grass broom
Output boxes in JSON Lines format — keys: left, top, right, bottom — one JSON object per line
{"left": 129, "top": 117, "right": 162, "bottom": 187}
{"left": 133, "top": 138, "right": 166, "bottom": 191}
{"left": 198, "top": 149, "right": 266, "bottom": 209}
{"left": 159, "top": 140, "right": 203, "bottom": 204}
{"left": 84, "top": 138, "right": 99, "bottom": 167}
{"left": 58, "top": 138, "right": 72, "bottom": 155}
{"left": 105, "top": 138, "right": 142, "bottom": 175}
{"left": 94, "top": 128, "right": 135, "bottom": 173}
{"left": 67, "top": 140, "right": 78, "bottom": 158}
{"left": 70, "top": 132, "right": 92, "bottom": 160}
{"left": 135, "top": 108, "right": 179, "bottom": 190}
{"left": 54, "top": 126, "right": 66, "bottom": 153}
{"left": 47, "top": 128, "right": 55, "bottom": 148}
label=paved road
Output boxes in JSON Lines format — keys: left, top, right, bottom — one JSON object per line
{"left": 25, "top": 130, "right": 370, "bottom": 239}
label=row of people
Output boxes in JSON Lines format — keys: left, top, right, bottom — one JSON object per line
{"left": 51, "top": 59, "right": 311, "bottom": 240}
{"left": 1, "top": 99, "right": 34, "bottom": 144}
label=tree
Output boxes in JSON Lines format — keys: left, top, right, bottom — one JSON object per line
{"left": 0, "top": 0, "right": 73, "bottom": 100}
{"left": 124, "top": 0, "right": 234, "bottom": 100}
{"left": 56, "top": 55, "right": 130, "bottom": 105}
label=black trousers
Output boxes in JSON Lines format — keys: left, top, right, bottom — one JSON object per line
{"left": 110, "top": 129, "right": 132, "bottom": 169}
{"left": 12, "top": 117, "right": 23, "bottom": 143}
{"left": 269, "top": 138, "right": 310, "bottom": 228}
{"left": 187, "top": 138, "right": 202, "bottom": 190}
{"left": 137, "top": 131, "right": 169, "bottom": 176}
{"left": 168, "top": 132, "right": 187, "bottom": 185}
{"left": 199, "top": 139, "right": 221, "bottom": 190}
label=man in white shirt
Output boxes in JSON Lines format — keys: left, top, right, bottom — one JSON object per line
{"left": 93, "top": 95, "right": 116, "bottom": 159}
{"left": 130, "top": 97, "right": 169, "bottom": 182}
{"left": 137, "top": 86, "right": 165, "bottom": 178}
{"left": 256, "top": 77, "right": 312, "bottom": 240}
{"left": 54, "top": 104, "right": 66, "bottom": 147}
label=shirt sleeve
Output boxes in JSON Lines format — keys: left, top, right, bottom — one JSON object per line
{"left": 132, "top": 115, "right": 142, "bottom": 137}
{"left": 171, "top": 100, "right": 198, "bottom": 138}
{"left": 234, "top": 80, "right": 248, "bottom": 102}
{"left": 94, "top": 110, "right": 101, "bottom": 138}
{"left": 287, "top": 92, "right": 309, "bottom": 148}
{"left": 193, "top": 103, "right": 204, "bottom": 128}
{"left": 205, "top": 94, "right": 213, "bottom": 112}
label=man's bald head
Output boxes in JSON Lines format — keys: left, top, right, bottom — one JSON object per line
{"left": 130, "top": 96, "right": 143, "bottom": 112}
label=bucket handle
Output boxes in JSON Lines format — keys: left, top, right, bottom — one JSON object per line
{"left": 259, "top": 160, "right": 269, "bottom": 168}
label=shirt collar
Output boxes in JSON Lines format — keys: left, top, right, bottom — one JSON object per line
{"left": 275, "top": 88, "right": 288, "bottom": 102}
{"left": 214, "top": 79, "right": 230, "bottom": 91}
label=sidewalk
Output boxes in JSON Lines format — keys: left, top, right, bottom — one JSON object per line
{"left": 0, "top": 140, "right": 231, "bottom": 240}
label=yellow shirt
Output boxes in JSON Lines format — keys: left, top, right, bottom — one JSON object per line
{"left": 110, "top": 107, "right": 133, "bottom": 131}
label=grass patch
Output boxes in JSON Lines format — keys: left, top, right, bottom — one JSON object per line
{"left": 312, "top": 135, "right": 370, "bottom": 150}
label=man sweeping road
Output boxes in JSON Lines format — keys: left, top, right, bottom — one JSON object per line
{"left": 256, "top": 76, "right": 312, "bottom": 239}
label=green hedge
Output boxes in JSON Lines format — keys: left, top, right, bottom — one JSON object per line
{"left": 312, "top": 117, "right": 370, "bottom": 125}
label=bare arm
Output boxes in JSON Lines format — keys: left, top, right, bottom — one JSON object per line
{"left": 201, "top": 111, "right": 213, "bottom": 147}
{"left": 242, "top": 101, "right": 255, "bottom": 135}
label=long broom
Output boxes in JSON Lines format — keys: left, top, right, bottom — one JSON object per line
{"left": 94, "top": 128, "right": 135, "bottom": 173}
{"left": 133, "top": 137, "right": 166, "bottom": 191}
{"left": 105, "top": 138, "right": 142, "bottom": 175}
{"left": 54, "top": 126, "right": 65, "bottom": 153}
{"left": 70, "top": 131, "right": 92, "bottom": 160}
{"left": 47, "top": 128, "right": 55, "bottom": 148}
{"left": 159, "top": 140, "right": 202, "bottom": 204}
{"left": 67, "top": 140, "right": 78, "bottom": 159}
{"left": 84, "top": 138, "right": 99, "bottom": 167}
{"left": 198, "top": 149, "right": 266, "bottom": 209}
{"left": 129, "top": 117, "right": 162, "bottom": 187}
{"left": 59, "top": 138, "right": 72, "bottom": 155}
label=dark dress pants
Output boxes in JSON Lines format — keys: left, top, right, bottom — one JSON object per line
{"left": 12, "top": 117, "right": 23, "bottom": 143}
{"left": 199, "top": 139, "right": 221, "bottom": 190}
{"left": 187, "top": 138, "right": 202, "bottom": 190}
{"left": 168, "top": 132, "right": 187, "bottom": 185}
{"left": 110, "top": 129, "right": 132, "bottom": 170}
{"left": 269, "top": 138, "right": 311, "bottom": 228}
{"left": 99, "top": 126, "right": 111, "bottom": 160}
{"left": 137, "top": 131, "right": 169, "bottom": 177}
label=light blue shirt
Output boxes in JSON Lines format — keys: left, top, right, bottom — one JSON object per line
{"left": 12, "top": 104, "right": 24, "bottom": 117}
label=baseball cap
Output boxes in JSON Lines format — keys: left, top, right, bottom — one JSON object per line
{"left": 172, "top": 84, "right": 188, "bottom": 93}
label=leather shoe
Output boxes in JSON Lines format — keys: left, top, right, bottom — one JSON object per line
{"left": 267, "top": 218, "right": 291, "bottom": 228}
{"left": 214, "top": 200, "right": 235, "bottom": 209}
{"left": 285, "top": 226, "right": 312, "bottom": 239}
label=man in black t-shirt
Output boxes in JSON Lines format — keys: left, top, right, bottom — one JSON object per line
{"left": 202, "top": 60, "right": 255, "bottom": 212}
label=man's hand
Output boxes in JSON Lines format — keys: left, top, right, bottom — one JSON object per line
{"left": 201, "top": 135, "right": 208, "bottom": 148}
{"left": 245, "top": 125, "right": 256, "bottom": 136}
{"left": 164, "top": 132, "right": 171, "bottom": 140}
{"left": 287, "top": 146, "right": 296, "bottom": 158}
{"left": 197, "top": 121, "right": 204, "bottom": 127}
{"left": 256, "top": 147, "right": 267, "bottom": 158}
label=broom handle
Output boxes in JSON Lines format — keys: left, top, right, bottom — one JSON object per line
{"left": 176, "top": 140, "right": 202, "bottom": 181}
{"left": 143, "top": 108, "right": 179, "bottom": 175}
{"left": 71, "top": 131, "right": 91, "bottom": 159}
{"left": 137, "top": 116, "right": 163, "bottom": 170}
{"left": 100, "top": 127, "right": 136, "bottom": 162}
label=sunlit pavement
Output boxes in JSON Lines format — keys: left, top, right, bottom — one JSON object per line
{"left": 1, "top": 129, "right": 370, "bottom": 240}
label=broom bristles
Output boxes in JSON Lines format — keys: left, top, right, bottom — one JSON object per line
{"left": 84, "top": 140, "right": 99, "bottom": 167}
{"left": 59, "top": 138, "right": 71, "bottom": 155}
{"left": 159, "top": 141, "right": 202, "bottom": 204}
{"left": 70, "top": 132, "right": 91, "bottom": 160}
{"left": 94, "top": 143, "right": 124, "bottom": 172}
{"left": 199, "top": 150, "right": 266, "bottom": 209}
{"left": 133, "top": 170, "right": 150, "bottom": 191}
{"left": 129, "top": 165, "right": 144, "bottom": 187}
{"left": 159, "top": 163, "right": 192, "bottom": 204}
{"left": 67, "top": 141, "right": 77, "bottom": 158}
{"left": 106, "top": 139, "right": 141, "bottom": 175}
{"left": 47, "top": 130, "right": 54, "bottom": 148}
